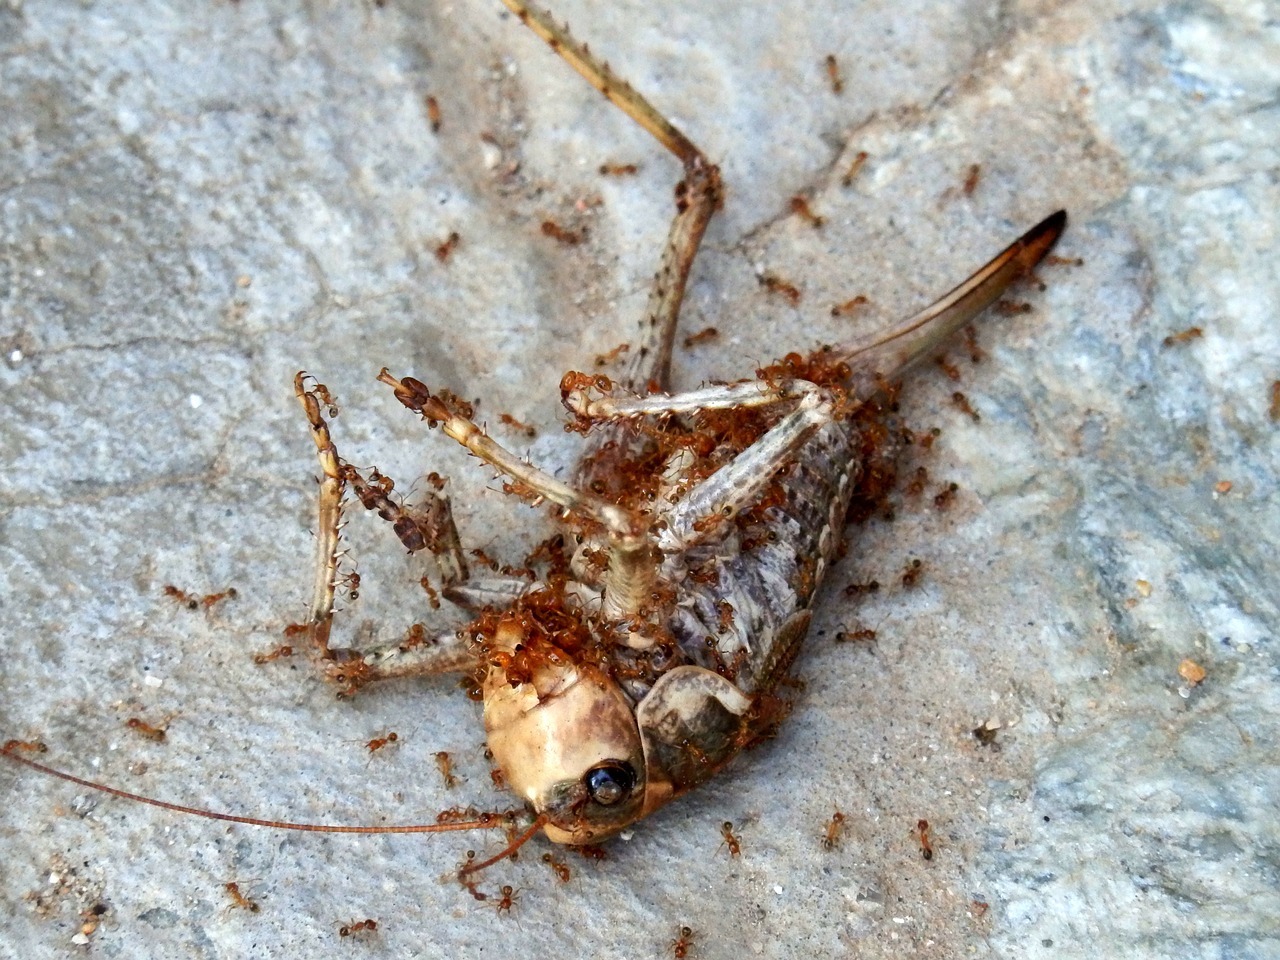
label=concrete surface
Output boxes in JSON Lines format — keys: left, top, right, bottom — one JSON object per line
{"left": 1, "top": 0, "right": 1277, "bottom": 958}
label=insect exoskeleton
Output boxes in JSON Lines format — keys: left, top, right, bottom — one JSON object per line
{"left": 482, "top": 633, "right": 648, "bottom": 844}
{"left": 0, "top": 0, "right": 1068, "bottom": 894}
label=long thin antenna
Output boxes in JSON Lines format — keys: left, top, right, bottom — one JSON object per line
{"left": 2, "top": 746, "right": 514, "bottom": 836}
{"left": 460, "top": 813, "right": 551, "bottom": 878}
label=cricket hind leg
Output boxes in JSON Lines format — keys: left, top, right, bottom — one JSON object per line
{"left": 560, "top": 373, "right": 837, "bottom": 541}
{"left": 615, "top": 159, "right": 723, "bottom": 394}
{"left": 293, "top": 373, "right": 483, "bottom": 697}
{"left": 500, "top": 0, "right": 722, "bottom": 442}
{"left": 578, "top": 213, "right": 1066, "bottom": 554}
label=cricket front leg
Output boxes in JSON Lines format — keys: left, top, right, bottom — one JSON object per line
{"left": 294, "top": 373, "right": 483, "bottom": 697}
{"left": 294, "top": 372, "right": 345, "bottom": 657}
{"left": 378, "top": 369, "right": 660, "bottom": 622}
{"left": 377, "top": 370, "right": 640, "bottom": 540}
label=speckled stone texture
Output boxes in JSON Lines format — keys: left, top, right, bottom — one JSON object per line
{"left": 1, "top": 1, "right": 1276, "bottom": 959}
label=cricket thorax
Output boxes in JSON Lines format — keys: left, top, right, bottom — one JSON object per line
{"left": 557, "top": 348, "right": 902, "bottom": 694}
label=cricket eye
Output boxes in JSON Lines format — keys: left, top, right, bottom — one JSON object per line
{"left": 584, "top": 761, "right": 635, "bottom": 806}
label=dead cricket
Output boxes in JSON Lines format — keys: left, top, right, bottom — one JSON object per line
{"left": 2, "top": 0, "right": 1065, "bottom": 894}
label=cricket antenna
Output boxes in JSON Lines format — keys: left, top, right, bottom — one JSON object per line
{"left": 1, "top": 743, "right": 516, "bottom": 837}
{"left": 459, "top": 813, "right": 551, "bottom": 880}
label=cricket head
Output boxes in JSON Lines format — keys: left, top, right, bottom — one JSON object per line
{"left": 481, "top": 616, "right": 649, "bottom": 844}
{"left": 479, "top": 607, "right": 764, "bottom": 847}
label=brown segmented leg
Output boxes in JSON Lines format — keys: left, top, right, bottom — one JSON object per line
{"left": 496, "top": 0, "right": 723, "bottom": 624}
{"left": 499, "top": 0, "right": 701, "bottom": 166}
{"left": 377, "top": 370, "right": 641, "bottom": 539}
{"left": 295, "top": 373, "right": 484, "bottom": 696}
{"left": 352, "top": 631, "right": 480, "bottom": 682}
{"left": 378, "top": 369, "right": 658, "bottom": 622}
{"left": 656, "top": 391, "right": 837, "bottom": 553}
{"left": 617, "top": 159, "right": 722, "bottom": 394}
{"left": 294, "top": 372, "right": 344, "bottom": 655}
{"left": 498, "top": 0, "right": 722, "bottom": 390}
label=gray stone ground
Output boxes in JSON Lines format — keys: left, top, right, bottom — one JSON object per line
{"left": 1, "top": 1, "right": 1277, "bottom": 958}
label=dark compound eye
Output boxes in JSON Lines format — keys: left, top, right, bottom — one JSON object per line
{"left": 584, "top": 761, "right": 636, "bottom": 806}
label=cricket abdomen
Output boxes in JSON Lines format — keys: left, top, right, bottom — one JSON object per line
{"left": 666, "top": 415, "right": 878, "bottom": 695}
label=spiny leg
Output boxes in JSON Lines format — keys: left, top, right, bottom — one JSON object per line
{"left": 500, "top": 0, "right": 702, "bottom": 167}
{"left": 500, "top": 0, "right": 723, "bottom": 462}
{"left": 294, "top": 372, "right": 345, "bottom": 656}
{"left": 379, "top": 370, "right": 638, "bottom": 537}
{"left": 561, "top": 372, "right": 841, "bottom": 550}
{"left": 294, "top": 374, "right": 485, "bottom": 696}
{"left": 345, "top": 625, "right": 479, "bottom": 689}
{"left": 378, "top": 369, "right": 657, "bottom": 622}
{"left": 616, "top": 158, "right": 722, "bottom": 394}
